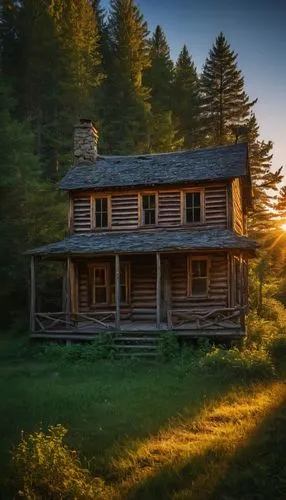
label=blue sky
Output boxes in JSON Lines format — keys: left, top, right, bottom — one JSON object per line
{"left": 103, "top": 0, "right": 286, "bottom": 183}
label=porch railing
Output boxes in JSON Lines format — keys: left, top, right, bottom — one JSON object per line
{"left": 167, "top": 307, "right": 244, "bottom": 330}
{"left": 34, "top": 311, "right": 117, "bottom": 332}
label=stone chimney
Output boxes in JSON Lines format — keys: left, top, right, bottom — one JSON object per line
{"left": 74, "top": 119, "right": 98, "bottom": 164}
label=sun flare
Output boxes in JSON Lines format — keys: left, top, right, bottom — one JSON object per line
{"left": 281, "top": 223, "right": 286, "bottom": 232}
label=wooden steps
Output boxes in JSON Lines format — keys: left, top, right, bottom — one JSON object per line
{"left": 113, "top": 332, "right": 160, "bottom": 357}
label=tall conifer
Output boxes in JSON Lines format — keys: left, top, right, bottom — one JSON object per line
{"left": 144, "top": 25, "right": 178, "bottom": 152}
{"left": 243, "top": 115, "right": 283, "bottom": 237}
{"left": 201, "top": 32, "right": 256, "bottom": 145}
{"left": 100, "top": 0, "right": 150, "bottom": 154}
{"left": 172, "top": 45, "right": 201, "bottom": 148}
{"left": 1, "top": 0, "right": 103, "bottom": 179}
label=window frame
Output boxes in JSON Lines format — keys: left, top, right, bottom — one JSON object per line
{"left": 90, "top": 261, "right": 131, "bottom": 306}
{"left": 181, "top": 188, "right": 205, "bottom": 225}
{"left": 139, "top": 192, "right": 158, "bottom": 227}
{"left": 91, "top": 263, "right": 109, "bottom": 305}
{"left": 187, "top": 255, "right": 210, "bottom": 297}
{"left": 91, "top": 195, "right": 111, "bottom": 230}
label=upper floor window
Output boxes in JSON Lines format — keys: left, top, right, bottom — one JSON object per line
{"left": 188, "top": 256, "right": 209, "bottom": 296}
{"left": 94, "top": 197, "right": 109, "bottom": 229}
{"left": 184, "top": 191, "right": 202, "bottom": 223}
{"left": 141, "top": 194, "right": 156, "bottom": 225}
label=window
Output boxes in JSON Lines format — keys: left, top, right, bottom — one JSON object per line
{"left": 142, "top": 194, "right": 156, "bottom": 225}
{"left": 91, "top": 262, "right": 130, "bottom": 305}
{"left": 188, "top": 257, "right": 209, "bottom": 296}
{"left": 185, "top": 191, "right": 202, "bottom": 223}
{"left": 92, "top": 265, "right": 108, "bottom": 304}
{"left": 94, "top": 197, "right": 108, "bottom": 228}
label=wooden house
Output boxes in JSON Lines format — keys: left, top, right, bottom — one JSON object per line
{"left": 28, "top": 119, "right": 257, "bottom": 342}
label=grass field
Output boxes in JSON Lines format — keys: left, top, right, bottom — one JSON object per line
{"left": 0, "top": 334, "right": 286, "bottom": 499}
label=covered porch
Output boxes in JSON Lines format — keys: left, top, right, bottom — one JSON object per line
{"left": 27, "top": 229, "right": 257, "bottom": 340}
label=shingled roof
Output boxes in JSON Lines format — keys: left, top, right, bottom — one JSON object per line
{"left": 27, "top": 228, "right": 257, "bottom": 257}
{"left": 60, "top": 142, "right": 249, "bottom": 191}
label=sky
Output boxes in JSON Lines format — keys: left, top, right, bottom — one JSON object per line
{"left": 103, "top": 0, "right": 286, "bottom": 184}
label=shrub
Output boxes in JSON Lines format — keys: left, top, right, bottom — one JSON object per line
{"left": 196, "top": 345, "right": 275, "bottom": 380}
{"left": 36, "top": 334, "right": 115, "bottom": 364}
{"left": 158, "top": 331, "right": 180, "bottom": 361}
{"left": 259, "top": 298, "right": 286, "bottom": 330}
{"left": 246, "top": 314, "right": 279, "bottom": 350}
{"left": 268, "top": 336, "right": 286, "bottom": 363}
{"left": 12, "top": 424, "right": 111, "bottom": 499}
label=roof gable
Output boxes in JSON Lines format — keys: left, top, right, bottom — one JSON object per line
{"left": 60, "top": 142, "right": 249, "bottom": 191}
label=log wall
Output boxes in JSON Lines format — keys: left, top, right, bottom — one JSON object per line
{"left": 111, "top": 194, "right": 138, "bottom": 230}
{"left": 75, "top": 252, "right": 229, "bottom": 321}
{"left": 205, "top": 186, "right": 227, "bottom": 228}
{"left": 232, "top": 178, "right": 244, "bottom": 234}
{"left": 171, "top": 252, "right": 228, "bottom": 310}
{"left": 71, "top": 182, "right": 230, "bottom": 232}
{"left": 73, "top": 195, "right": 91, "bottom": 232}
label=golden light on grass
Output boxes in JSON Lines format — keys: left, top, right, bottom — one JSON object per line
{"left": 113, "top": 382, "right": 286, "bottom": 499}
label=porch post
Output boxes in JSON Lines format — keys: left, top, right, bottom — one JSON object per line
{"left": 66, "top": 256, "right": 71, "bottom": 326}
{"left": 115, "top": 254, "right": 120, "bottom": 329}
{"left": 30, "top": 255, "right": 36, "bottom": 332}
{"left": 156, "top": 252, "right": 161, "bottom": 329}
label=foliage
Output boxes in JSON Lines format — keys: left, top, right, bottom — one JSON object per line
{"left": 12, "top": 424, "right": 110, "bottom": 499}
{"left": 158, "top": 331, "right": 180, "bottom": 361}
{"left": 1, "top": 0, "right": 103, "bottom": 180}
{"left": 172, "top": 44, "right": 202, "bottom": 148}
{"left": 100, "top": 0, "right": 151, "bottom": 154}
{"left": 196, "top": 345, "right": 275, "bottom": 380}
{"left": 243, "top": 114, "right": 283, "bottom": 238}
{"left": 144, "top": 25, "right": 173, "bottom": 113}
{"left": 38, "top": 334, "right": 116, "bottom": 363}
{"left": 200, "top": 32, "right": 256, "bottom": 145}
{"left": 144, "top": 25, "right": 179, "bottom": 152}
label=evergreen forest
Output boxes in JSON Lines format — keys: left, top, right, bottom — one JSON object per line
{"left": 0, "top": 0, "right": 285, "bottom": 327}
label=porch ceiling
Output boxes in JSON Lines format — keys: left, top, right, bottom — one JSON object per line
{"left": 26, "top": 228, "right": 258, "bottom": 257}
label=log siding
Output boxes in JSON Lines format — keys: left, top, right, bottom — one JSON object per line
{"left": 73, "top": 196, "right": 91, "bottom": 232}
{"left": 76, "top": 252, "right": 229, "bottom": 320}
{"left": 232, "top": 178, "right": 244, "bottom": 234}
{"left": 71, "top": 183, "right": 228, "bottom": 233}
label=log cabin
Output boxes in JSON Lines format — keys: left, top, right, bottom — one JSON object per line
{"left": 27, "top": 119, "right": 258, "bottom": 343}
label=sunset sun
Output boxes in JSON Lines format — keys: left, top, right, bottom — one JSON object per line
{"left": 281, "top": 223, "right": 286, "bottom": 232}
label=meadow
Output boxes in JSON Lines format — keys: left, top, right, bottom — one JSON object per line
{"left": 0, "top": 319, "right": 286, "bottom": 499}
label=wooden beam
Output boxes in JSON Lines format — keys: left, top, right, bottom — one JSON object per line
{"left": 66, "top": 257, "right": 71, "bottom": 326}
{"left": 115, "top": 254, "right": 120, "bottom": 329}
{"left": 156, "top": 252, "right": 161, "bottom": 329}
{"left": 30, "top": 256, "right": 36, "bottom": 332}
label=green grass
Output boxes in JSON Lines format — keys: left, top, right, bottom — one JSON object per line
{"left": 1, "top": 334, "right": 286, "bottom": 499}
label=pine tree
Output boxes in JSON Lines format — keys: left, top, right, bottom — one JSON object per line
{"left": 0, "top": 83, "right": 65, "bottom": 326}
{"left": 100, "top": 0, "right": 151, "bottom": 154}
{"left": 172, "top": 45, "right": 201, "bottom": 149}
{"left": 275, "top": 186, "right": 286, "bottom": 220}
{"left": 1, "top": 0, "right": 103, "bottom": 179}
{"left": 143, "top": 25, "right": 178, "bottom": 152}
{"left": 144, "top": 25, "right": 173, "bottom": 113}
{"left": 243, "top": 114, "right": 283, "bottom": 238}
{"left": 201, "top": 32, "right": 256, "bottom": 145}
